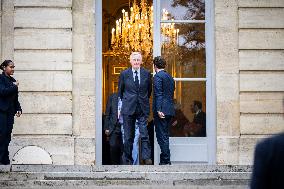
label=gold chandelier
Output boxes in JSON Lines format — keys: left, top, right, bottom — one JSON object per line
{"left": 111, "top": 0, "right": 179, "bottom": 63}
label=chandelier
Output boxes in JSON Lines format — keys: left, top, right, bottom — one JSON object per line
{"left": 110, "top": 0, "right": 179, "bottom": 64}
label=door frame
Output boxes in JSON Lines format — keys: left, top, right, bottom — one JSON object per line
{"left": 95, "top": 0, "right": 103, "bottom": 165}
{"left": 95, "top": 0, "right": 216, "bottom": 165}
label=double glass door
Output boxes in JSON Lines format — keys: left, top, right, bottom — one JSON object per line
{"left": 97, "top": 0, "right": 215, "bottom": 165}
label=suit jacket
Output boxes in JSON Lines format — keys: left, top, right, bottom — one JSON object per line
{"left": 153, "top": 70, "right": 175, "bottom": 116}
{"left": 104, "top": 93, "right": 120, "bottom": 135}
{"left": 0, "top": 72, "right": 21, "bottom": 114}
{"left": 251, "top": 133, "right": 284, "bottom": 189}
{"left": 118, "top": 67, "right": 152, "bottom": 116}
{"left": 193, "top": 111, "right": 206, "bottom": 137}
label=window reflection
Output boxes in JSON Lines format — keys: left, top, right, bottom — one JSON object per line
{"left": 161, "top": 0, "right": 205, "bottom": 20}
{"left": 170, "top": 81, "right": 206, "bottom": 137}
{"left": 162, "top": 23, "right": 205, "bottom": 78}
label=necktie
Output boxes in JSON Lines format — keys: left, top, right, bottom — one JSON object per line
{"left": 134, "top": 70, "right": 139, "bottom": 88}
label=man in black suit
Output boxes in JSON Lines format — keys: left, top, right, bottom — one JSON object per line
{"left": 118, "top": 52, "right": 152, "bottom": 165}
{"left": 104, "top": 93, "right": 123, "bottom": 165}
{"left": 251, "top": 132, "right": 284, "bottom": 189}
{"left": 152, "top": 56, "right": 175, "bottom": 165}
{"left": 192, "top": 100, "right": 206, "bottom": 137}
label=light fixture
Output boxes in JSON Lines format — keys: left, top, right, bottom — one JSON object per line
{"left": 111, "top": 0, "right": 179, "bottom": 64}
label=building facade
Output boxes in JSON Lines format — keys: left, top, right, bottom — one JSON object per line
{"left": 0, "top": 0, "right": 283, "bottom": 165}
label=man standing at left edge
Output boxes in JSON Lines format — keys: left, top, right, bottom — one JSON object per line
{"left": 118, "top": 52, "right": 152, "bottom": 165}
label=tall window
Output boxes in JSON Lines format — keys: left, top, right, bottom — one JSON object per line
{"left": 159, "top": 0, "right": 207, "bottom": 138}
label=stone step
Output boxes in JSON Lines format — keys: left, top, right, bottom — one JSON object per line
{"left": 0, "top": 165, "right": 251, "bottom": 188}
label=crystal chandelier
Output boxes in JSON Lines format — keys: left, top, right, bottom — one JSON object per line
{"left": 111, "top": 0, "right": 179, "bottom": 64}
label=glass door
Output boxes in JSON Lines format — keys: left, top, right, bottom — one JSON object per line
{"left": 153, "top": 0, "right": 215, "bottom": 164}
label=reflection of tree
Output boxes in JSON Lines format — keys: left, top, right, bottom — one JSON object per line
{"left": 171, "top": 0, "right": 205, "bottom": 20}
{"left": 162, "top": 0, "right": 206, "bottom": 77}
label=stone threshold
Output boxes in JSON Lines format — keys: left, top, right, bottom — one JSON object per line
{"left": 0, "top": 164, "right": 252, "bottom": 173}
{"left": 0, "top": 165, "right": 251, "bottom": 188}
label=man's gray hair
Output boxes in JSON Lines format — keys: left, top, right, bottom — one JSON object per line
{"left": 130, "top": 52, "right": 142, "bottom": 61}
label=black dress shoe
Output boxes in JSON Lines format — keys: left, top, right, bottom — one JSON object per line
{"left": 0, "top": 161, "right": 10, "bottom": 165}
{"left": 144, "top": 159, "right": 153, "bottom": 165}
{"left": 159, "top": 162, "right": 171, "bottom": 165}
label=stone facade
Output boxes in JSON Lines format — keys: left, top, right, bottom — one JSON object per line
{"left": 0, "top": 0, "right": 283, "bottom": 165}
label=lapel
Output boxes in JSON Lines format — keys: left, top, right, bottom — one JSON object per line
{"left": 140, "top": 68, "right": 147, "bottom": 86}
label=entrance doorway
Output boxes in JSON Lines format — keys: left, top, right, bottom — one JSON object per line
{"left": 96, "top": 0, "right": 216, "bottom": 165}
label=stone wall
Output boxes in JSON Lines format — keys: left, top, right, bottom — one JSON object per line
{"left": 216, "top": 0, "right": 284, "bottom": 165}
{"left": 0, "top": 0, "right": 96, "bottom": 165}
{"left": 1, "top": 0, "right": 283, "bottom": 165}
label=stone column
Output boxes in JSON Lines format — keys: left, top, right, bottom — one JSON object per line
{"left": 215, "top": 0, "right": 240, "bottom": 164}
{"left": 72, "top": 0, "right": 96, "bottom": 165}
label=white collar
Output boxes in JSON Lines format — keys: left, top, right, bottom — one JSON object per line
{"left": 132, "top": 68, "right": 140, "bottom": 73}
{"left": 195, "top": 109, "right": 201, "bottom": 115}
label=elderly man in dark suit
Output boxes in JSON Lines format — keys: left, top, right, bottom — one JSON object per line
{"left": 118, "top": 52, "right": 152, "bottom": 165}
{"left": 251, "top": 132, "right": 284, "bottom": 189}
{"left": 153, "top": 56, "right": 175, "bottom": 165}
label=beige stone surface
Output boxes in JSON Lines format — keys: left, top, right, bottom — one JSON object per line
{"left": 13, "top": 114, "right": 72, "bottom": 135}
{"left": 239, "top": 29, "right": 284, "bottom": 49}
{"left": 14, "top": 71, "right": 72, "bottom": 91}
{"left": 15, "top": 8, "right": 72, "bottom": 28}
{"left": 240, "top": 92, "right": 284, "bottom": 113}
{"left": 19, "top": 92, "right": 72, "bottom": 113}
{"left": 239, "top": 8, "right": 284, "bottom": 28}
{"left": 217, "top": 101, "right": 240, "bottom": 136}
{"left": 9, "top": 136, "right": 74, "bottom": 165}
{"left": 73, "top": 0, "right": 94, "bottom": 14}
{"left": 240, "top": 72, "right": 284, "bottom": 91}
{"left": 12, "top": 146, "right": 53, "bottom": 164}
{"left": 215, "top": 0, "right": 239, "bottom": 74}
{"left": 72, "top": 0, "right": 96, "bottom": 138}
{"left": 217, "top": 137, "right": 239, "bottom": 165}
{"left": 239, "top": 135, "right": 268, "bottom": 165}
{"left": 15, "top": 50, "right": 72, "bottom": 70}
{"left": 14, "top": 29, "right": 72, "bottom": 49}
{"left": 1, "top": 0, "right": 14, "bottom": 60}
{"left": 14, "top": 0, "right": 72, "bottom": 7}
{"left": 73, "top": 94, "right": 96, "bottom": 137}
{"left": 215, "top": 0, "right": 240, "bottom": 164}
{"left": 240, "top": 114, "right": 284, "bottom": 135}
{"left": 239, "top": 50, "right": 284, "bottom": 70}
{"left": 238, "top": 0, "right": 284, "bottom": 7}
{"left": 73, "top": 12, "right": 94, "bottom": 34}
{"left": 72, "top": 64, "right": 96, "bottom": 95}
{"left": 75, "top": 137, "right": 96, "bottom": 165}
{"left": 72, "top": 35, "right": 96, "bottom": 64}
{"left": 216, "top": 73, "right": 239, "bottom": 101}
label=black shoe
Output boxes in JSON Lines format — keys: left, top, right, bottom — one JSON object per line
{"left": 0, "top": 161, "right": 10, "bottom": 165}
{"left": 159, "top": 162, "right": 171, "bottom": 165}
{"left": 144, "top": 159, "right": 153, "bottom": 165}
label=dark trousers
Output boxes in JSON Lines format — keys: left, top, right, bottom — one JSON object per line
{"left": 0, "top": 112, "right": 14, "bottom": 164}
{"left": 122, "top": 105, "right": 151, "bottom": 165}
{"left": 154, "top": 115, "right": 172, "bottom": 164}
{"left": 109, "top": 125, "right": 123, "bottom": 165}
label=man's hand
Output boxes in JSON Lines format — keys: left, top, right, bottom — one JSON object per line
{"left": 172, "top": 120, "right": 178, "bottom": 126}
{"left": 158, "top": 111, "right": 165, "bottom": 119}
{"left": 16, "top": 111, "right": 22, "bottom": 117}
{"left": 105, "top": 130, "right": 110, "bottom": 136}
{"left": 13, "top": 80, "right": 19, "bottom": 86}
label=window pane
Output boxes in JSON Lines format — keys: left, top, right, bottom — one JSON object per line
{"left": 161, "top": 23, "right": 205, "bottom": 78}
{"left": 170, "top": 81, "right": 206, "bottom": 137}
{"left": 161, "top": 0, "right": 205, "bottom": 20}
